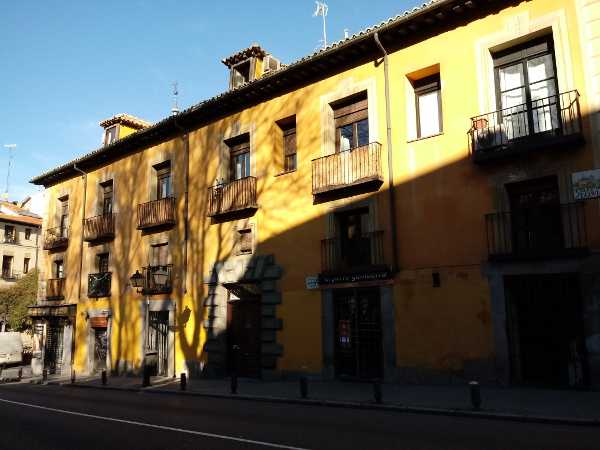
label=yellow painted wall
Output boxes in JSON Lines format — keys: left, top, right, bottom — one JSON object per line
{"left": 37, "top": 0, "right": 598, "bottom": 377}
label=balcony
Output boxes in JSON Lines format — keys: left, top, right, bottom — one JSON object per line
{"left": 43, "top": 227, "right": 69, "bottom": 251}
{"left": 3, "top": 235, "right": 18, "bottom": 245}
{"left": 88, "top": 272, "right": 112, "bottom": 298}
{"left": 141, "top": 265, "right": 173, "bottom": 295}
{"left": 312, "top": 142, "right": 383, "bottom": 197}
{"left": 1, "top": 270, "right": 19, "bottom": 281}
{"left": 321, "top": 230, "right": 387, "bottom": 274}
{"left": 469, "top": 91, "right": 584, "bottom": 163}
{"left": 485, "top": 202, "right": 588, "bottom": 261}
{"left": 137, "top": 197, "right": 176, "bottom": 230}
{"left": 46, "top": 278, "right": 66, "bottom": 300}
{"left": 207, "top": 176, "right": 258, "bottom": 218}
{"left": 84, "top": 214, "right": 116, "bottom": 242}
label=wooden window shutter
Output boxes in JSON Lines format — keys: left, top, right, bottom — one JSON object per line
{"left": 333, "top": 96, "right": 368, "bottom": 128}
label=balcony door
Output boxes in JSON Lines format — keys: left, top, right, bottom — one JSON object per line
{"left": 494, "top": 36, "right": 559, "bottom": 140}
{"left": 507, "top": 176, "right": 563, "bottom": 256}
{"left": 229, "top": 137, "right": 251, "bottom": 181}
{"left": 334, "top": 93, "right": 369, "bottom": 152}
{"left": 336, "top": 208, "right": 371, "bottom": 271}
{"left": 2, "top": 255, "right": 13, "bottom": 279}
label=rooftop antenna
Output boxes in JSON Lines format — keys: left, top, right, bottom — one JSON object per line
{"left": 3, "top": 144, "right": 16, "bottom": 202}
{"left": 171, "top": 81, "right": 180, "bottom": 116}
{"left": 314, "top": 1, "right": 329, "bottom": 49}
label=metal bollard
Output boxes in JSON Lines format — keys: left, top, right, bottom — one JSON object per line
{"left": 42, "top": 369, "right": 48, "bottom": 382}
{"left": 71, "top": 370, "right": 76, "bottom": 384}
{"left": 18, "top": 367, "right": 23, "bottom": 381}
{"left": 142, "top": 365, "right": 151, "bottom": 387}
{"left": 101, "top": 370, "right": 107, "bottom": 386}
{"left": 373, "top": 381, "right": 383, "bottom": 404}
{"left": 299, "top": 376, "right": 308, "bottom": 399}
{"left": 180, "top": 373, "right": 187, "bottom": 391}
{"left": 230, "top": 373, "right": 238, "bottom": 394}
{"left": 469, "top": 381, "right": 482, "bottom": 411}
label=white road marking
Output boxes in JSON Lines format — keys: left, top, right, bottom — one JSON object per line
{"left": 0, "top": 397, "right": 309, "bottom": 450}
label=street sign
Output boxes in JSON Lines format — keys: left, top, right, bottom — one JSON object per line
{"left": 573, "top": 169, "right": 600, "bottom": 200}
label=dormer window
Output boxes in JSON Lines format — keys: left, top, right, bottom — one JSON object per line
{"left": 231, "top": 60, "right": 252, "bottom": 89}
{"left": 222, "top": 45, "right": 279, "bottom": 90}
{"left": 104, "top": 125, "right": 118, "bottom": 146}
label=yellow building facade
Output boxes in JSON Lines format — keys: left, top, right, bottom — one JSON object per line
{"left": 31, "top": 0, "right": 600, "bottom": 388}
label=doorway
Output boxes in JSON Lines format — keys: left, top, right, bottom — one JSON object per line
{"left": 505, "top": 274, "right": 588, "bottom": 388}
{"left": 44, "top": 321, "right": 64, "bottom": 375}
{"left": 147, "top": 311, "right": 169, "bottom": 377}
{"left": 93, "top": 328, "right": 108, "bottom": 373}
{"left": 334, "top": 288, "right": 383, "bottom": 380}
{"left": 227, "top": 298, "right": 261, "bottom": 378}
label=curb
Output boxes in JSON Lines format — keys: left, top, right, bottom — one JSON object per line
{"left": 61, "top": 382, "right": 600, "bottom": 427}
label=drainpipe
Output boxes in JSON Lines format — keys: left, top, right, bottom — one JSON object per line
{"left": 73, "top": 164, "right": 87, "bottom": 301}
{"left": 374, "top": 32, "right": 399, "bottom": 273}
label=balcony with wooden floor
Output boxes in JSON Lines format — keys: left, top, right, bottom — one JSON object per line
{"left": 485, "top": 202, "right": 588, "bottom": 261}
{"left": 137, "top": 197, "right": 176, "bottom": 230}
{"left": 43, "top": 227, "right": 69, "bottom": 251}
{"left": 46, "top": 278, "right": 66, "bottom": 301}
{"left": 469, "top": 90, "right": 584, "bottom": 164}
{"left": 84, "top": 213, "right": 116, "bottom": 242}
{"left": 312, "top": 142, "right": 383, "bottom": 199}
{"left": 207, "top": 176, "right": 258, "bottom": 218}
{"left": 88, "top": 272, "right": 112, "bottom": 298}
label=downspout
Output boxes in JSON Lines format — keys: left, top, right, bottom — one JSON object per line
{"left": 173, "top": 116, "right": 190, "bottom": 378}
{"left": 374, "top": 32, "right": 399, "bottom": 273}
{"left": 72, "top": 163, "right": 87, "bottom": 377}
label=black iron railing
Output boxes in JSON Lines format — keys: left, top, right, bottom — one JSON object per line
{"left": 141, "top": 265, "right": 173, "bottom": 295}
{"left": 88, "top": 272, "right": 112, "bottom": 298}
{"left": 1, "top": 270, "right": 19, "bottom": 281}
{"left": 321, "top": 230, "right": 385, "bottom": 273}
{"left": 207, "top": 176, "right": 258, "bottom": 217}
{"left": 43, "top": 226, "right": 69, "bottom": 250}
{"left": 485, "top": 202, "right": 588, "bottom": 260}
{"left": 312, "top": 142, "right": 383, "bottom": 195}
{"left": 469, "top": 90, "right": 582, "bottom": 159}
{"left": 46, "top": 278, "right": 66, "bottom": 300}
{"left": 137, "top": 197, "right": 176, "bottom": 230}
{"left": 84, "top": 214, "right": 116, "bottom": 242}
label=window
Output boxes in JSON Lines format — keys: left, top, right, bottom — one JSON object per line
{"left": 493, "top": 36, "right": 558, "bottom": 137}
{"left": 25, "top": 228, "right": 31, "bottom": 240}
{"left": 97, "top": 253, "right": 109, "bottom": 273}
{"left": 101, "top": 180, "right": 113, "bottom": 214}
{"left": 333, "top": 93, "right": 369, "bottom": 152}
{"left": 104, "top": 126, "right": 118, "bottom": 146}
{"left": 236, "top": 228, "right": 253, "bottom": 255}
{"left": 413, "top": 74, "right": 442, "bottom": 138}
{"left": 59, "top": 197, "right": 69, "bottom": 238}
{"left": 155, "top": 163, "right": 172, "bottom": 200}
{"left": 336, "top": 208, "right": 371, "bottom": 268}
{"left": 151, "top": 243, "right": 169, "bottom": 267}
{"left": 230, "top": 60, "right": 252, "bottom": 89}
{"left": 1, "top": 256, "right": 13, "bottom": 279}
{"left": 4, "top": 225, "right": 15, "bottom": 243}
{"left": 54, "top": 260, "right": 64, "bottom": 279}
{"left": 278, "top": 117, "right": 297, "bottom": 173}
{"left": 23, "top": 258, "right": 30, "bottom": 274}
{"left": 228, "top": 135, "right": 251, "bottom": 181}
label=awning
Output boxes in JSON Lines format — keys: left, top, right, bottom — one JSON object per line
{"left": 28, "top": 304, "right": 76, "bottom": 318}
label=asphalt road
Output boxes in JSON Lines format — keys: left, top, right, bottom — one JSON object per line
{"left": 0, "top": 383, "right": 597, "bottom": 450}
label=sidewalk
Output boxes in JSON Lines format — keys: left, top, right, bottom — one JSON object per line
{"left": 61, "top": 375, "right": 600, "bottom": 425}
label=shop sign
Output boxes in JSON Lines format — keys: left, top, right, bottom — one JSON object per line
{"left": 305, "top": 276, "right": 319, "bottom": 290}
{"left": 318, "top": 269, "right": 392, "bottom": 285}
{"left": 573, "top": 169, "right": 600, "bottom": 200}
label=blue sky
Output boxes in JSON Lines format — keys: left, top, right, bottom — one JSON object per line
{"left": 0, "top": 0, "right": 423, "bottom": 202}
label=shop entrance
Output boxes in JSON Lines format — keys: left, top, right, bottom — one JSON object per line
{"left": 147, "top": 311, "right": 169, "bottom": 377}
{"left": 333, "top": 288, "right": 383, "bottom": 380}
{"left": 93, "top": 328, "right": 108, "bottom": 373}
{"left": 227, "top": 298, "right": 261, "bottom": 378}
{"left": 44, "top": 321, "right": 64, "bottom": 375}
{"left": 505, "top": 274, "right": 588, "bottom": 388}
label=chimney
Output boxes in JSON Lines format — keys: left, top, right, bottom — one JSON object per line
{"left": 99, "top": 114, "right": 152, "bottom": 146}
{"left": 222, "top": 44, "right": 282, "bottom": 90}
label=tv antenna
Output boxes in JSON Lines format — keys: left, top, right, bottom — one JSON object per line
{"left": 314, "top": 1, "right": 329, "bottom": 49}
{"left": 171, "top": 81, "right": 180, "bottom": 115}
{"left": 3, "top": 144, "right": 16, "bottom": 202}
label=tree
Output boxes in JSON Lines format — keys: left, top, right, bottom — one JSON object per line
{"left": 0, "top": 269, "right": 38, "bottom": 331}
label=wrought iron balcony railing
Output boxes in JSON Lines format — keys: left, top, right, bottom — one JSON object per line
{"left": 207, "top": 176, "right": 258, "bottom": 217}
{"left": 43, "top": 226, "right": 69, "bottom": 250}
{"left": 141, "top": 264, "right": 173, "bottom": 295}
{"left": 84, "top": 214, "right": 116, "bottom": 242}
{"left": 0, "top": 270, "right": 19, "bottom": 281}
{"left": 485, "top": 202, "right": 588, "bottom": 260}
{"left": 46, "top": 278, "right": 66, "bottom": 300}
{"left": 137, "top": 197, "right": 176, "bottom": 230}
{"left": 312, "top": 142, "right": 383, "bottom": 196}
{"left": 88, "top": 272, "right": 112, "bottom": 298}
{"left": 469, "top": 90, "right": 583, "bottom": 163}
{"left": 321, "top": 230, "right": 386, "bottom": 273}
{"left": 3, "top": 235, "right": 18, "bottom": 245}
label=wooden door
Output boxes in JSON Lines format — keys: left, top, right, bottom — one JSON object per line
{"left": 227, "top": 299, "right": 261, "bottom": 378}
